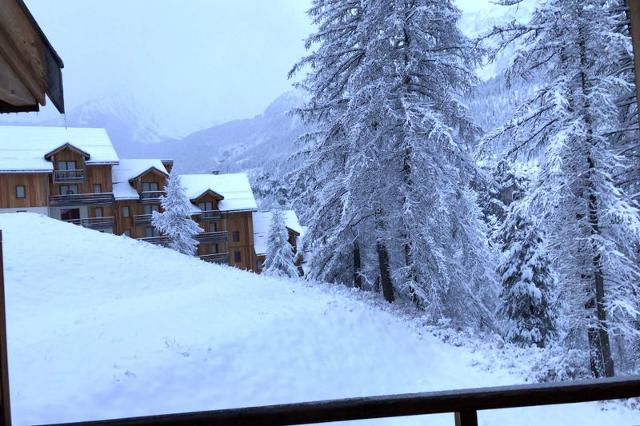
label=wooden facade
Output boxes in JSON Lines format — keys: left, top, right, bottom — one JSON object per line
{"left": 0, "top": 172, "right": 49, "bottom": 209}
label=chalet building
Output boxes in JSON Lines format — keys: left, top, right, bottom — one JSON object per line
{"left": 252, "top": 210, "right": 303, "bottom": 274}
{"left": 0, "top": 125, "right": 302, "bottom": 273}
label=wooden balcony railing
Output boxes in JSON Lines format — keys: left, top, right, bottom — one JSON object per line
{"left": 198, "top": 210, "right": 222, "bottom": 221}
{"left": 133, "top": 214, "right": 153, "bottom": 226}
{"left": 137, "top": 235, "right": 168, "bottom": 246}
{"left": 200, "top": 252, "right": 229, "bottom": 264}
{"left": 52, "top": 169, "right": 84, "bottom": 183}
{"left": 41, "top": 376, "right": 640, "bottom": 426}
{"left": 49, "top": 192, "right": 115, "bottom": 207}
{"left": 140, "top": 191, "right": 165, "bottom": 202}
{"left": 64, "top": 217, "right": 114, "bottom": 230}
{"left": 194, "top": 231, "right": 227, "bottom": 244}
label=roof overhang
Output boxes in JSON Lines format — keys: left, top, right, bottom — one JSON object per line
{"left": 128, "top": 166, "right": 169, "bottom": 183}
{"left": 191, "top": 189, "right": 225, "bottom": 202}
{"left": 0, "top": 0, "right": 64, "bottom": 113}
{"left": 44, "top": 143, "right": 90, "bottom": 161}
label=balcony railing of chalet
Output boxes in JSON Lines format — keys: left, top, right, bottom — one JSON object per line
{"left": 133, "top": 214, "right": 153, "bottom": 226}
{"left": 194, "top": 231, "right": 227, "bottom": 244}
{"left": 137, "top": 235, "right": 168, "bottom": 246}
{"left": 52, "top": 169, "right": 85, "bottom": 183}
{"left": 64, "top": 217, "right": 114, "bottom": 230}
{"left": 49, "top": 192, "right": 115, "bottom": 207}
{"left": 140, "top": 191, "right": 165, "bottom": 201}
{"left": 199, "top": 210, "right": 222, "bottom": 221}
{"left": 40, "top": 376, "right": 640, "bottom": 426}
{"left": 200, "top": 252, "right": 229, "bottom": 264}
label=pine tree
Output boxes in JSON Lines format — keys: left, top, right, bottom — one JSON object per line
{"left": 152, "top": 170, "right": 203, "bottom": 256}
{"left": 484, "top": 0, "right": 640, "bottom": 376}
{"left": 290, "top": 0, "right": 497, "bottom": 321}
{"left": 497, "top": 179, "right": 556, "bottom": 348}
{"left": 263, "top": 210, "right": 300, "bottom": 278}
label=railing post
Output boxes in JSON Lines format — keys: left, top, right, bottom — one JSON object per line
{"left": 0, "top": 231, "right": 12, "bottom": 426}
{"left": 454, "top": 410, "right": 477, "bottom": 426}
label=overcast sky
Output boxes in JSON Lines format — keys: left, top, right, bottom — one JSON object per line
{"left": 24, "top": 0, "right": 492, "bottom": 138}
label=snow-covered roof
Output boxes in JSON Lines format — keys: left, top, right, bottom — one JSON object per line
{"left": 0, "top": 126, "right": 119, "bottom": 172}
{"left": 179, "top": 173, "right": 258, "bottom": 212}
{"left": 252, "top": 210, "right": 303, "bottom": 256}
{"left": 112, "top": 159, "right": 169, "bottom": 200}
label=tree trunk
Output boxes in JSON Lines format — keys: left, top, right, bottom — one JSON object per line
{"left": 377, "top": 239, "right": 395, "bottom": 303}
{"left": 576, "top": 16, "right": 615, "bottom": 377}
{"left": 353, "top": 240, "right": 363, "bottom": 289}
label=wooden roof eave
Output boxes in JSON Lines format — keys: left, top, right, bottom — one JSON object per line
{"left": 0, "top": 0, "right": 64, "bottom": 113}
{"left": 128, "top": 166, "right": 169, "bottom": 184}
{"left": 44, "top": 143, "right": 90, "bottom": 161}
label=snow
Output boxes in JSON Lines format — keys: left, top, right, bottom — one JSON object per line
{"left": 112, "top": 159, "right": 169, "bottom": 200}
{"left": 179, "top": 173, "right": 257, "bottom": 212}
{"left": 0, "top": 213, "right": 637, "bottom": 425}
{"left": 253, "top": 210, "right": 302, "bottom": 256}
{"left": 0, "top": 125, "right": 119, "bottom": 172}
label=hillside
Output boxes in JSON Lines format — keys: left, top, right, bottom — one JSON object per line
{"left": 0, "top": 214, "right": 635, "bottom": 425}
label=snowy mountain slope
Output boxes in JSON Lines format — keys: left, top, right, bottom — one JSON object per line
{"left": 0, "top": 214, "right": 637, "bottom": 425}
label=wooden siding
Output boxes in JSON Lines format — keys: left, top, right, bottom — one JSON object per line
{"left": 130, "top": 169, "right": 167, "bottom": 193}
{"left": 0, "top": 172, "right": 49, "bottom": 208}
{"left": 114, "top": 200, "right": 135, "bottom": 235}
{"left": 225, "top": 211, "right": 257, "bottom": 271}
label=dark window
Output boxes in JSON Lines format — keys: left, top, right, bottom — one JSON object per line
{"left": 15, "top": 185, "right": 25, "bottom": 199}
{"left": 94, "top": 207, "right": 103, "bottom": 218}
{"left": 59, "top": 184, "right": 78, "bottom": 195}
{"left": 198, "top": 201, "right": 213, "bottom": 211}
{"left": 60, "top": 208, "right": 80, "bottom": 221}
{"left": 93, "top": 184, "right": 102, "bottom": 193}
{"left": 56, "top": 160, "right": 76, "bottom": 171}
{"left": 142, "top": 182, "right": 159, "bottom": 192}
{"left": 232, "top": 231, "right": 240, "bottom": 242}
{"left": 144, "top": 227, "right": 160, "bottom": 238}
{"left": 234, "top": 251, "right": 241, "bottom": 262}
{"left": 143, "top": 204, "right": 159, "bottom": 215}
{"left": 122, "top": 206, "right": 130, "bottom": 217}
{"left": 208, "top": 223, "right": 217, "bottom": 232}
{"left": 212, "top": 243, "right": 219, "bottom": 253}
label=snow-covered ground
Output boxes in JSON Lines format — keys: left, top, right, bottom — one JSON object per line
{"left": 0, "top": 213, "right": 636, "bottom": 425}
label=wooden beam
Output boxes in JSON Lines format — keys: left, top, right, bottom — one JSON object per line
{"left": 629, "top": 0, "right": 640, "bottom": 122}
{"left": 0, "top": 231, "right": 11, "bottom": 426}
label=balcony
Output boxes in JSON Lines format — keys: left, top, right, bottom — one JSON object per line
{"left": 133, "top": 214, "right": 153, "bottom": 226}
{"left": 49, "top": 192, "right": 115, "bottom": 207}
{"left": 194, "top": 231, "right": 227, "bottom": 244}
{"left": 137, "top": 235, "right": 168, "bottom": 246}
{"left": 140, "top": 190, "right": 165, "bottom": 202}
{"left": 200, "top": 252, "right": 228, "bottom": 264}
{"left": 64, "top": 216, "right": 114, "bottom": 230}
{"left": 53, "top": 169, "right": 85, "bottom": 183}
{"left": 199, "top": 210, "right": 222, "bottom": 221}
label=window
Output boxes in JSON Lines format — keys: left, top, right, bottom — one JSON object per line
{"left": 122, "top": 206, "right": 130, "bottom": 218}
{"left": 211, "top": 243, "right": 219, "bottom": 253}
{"left": 232, "top": 231, "right": 240, "bottom": 242}
{"left": 93, "top": 184, "right": 102, "bottom": 193}
{"left": 56, "top": 160, "right": 76, "bottom": 171}
{"left": 143, "top": 204, "right": 159, "bottom": 215}
{"left": 144, "top": 227, "right": 160, "bottom": 238}
{"left": 208, "top": 223, "right": 217, "bottom": 232}
{"left": 123, "top": 230, "right": 131, "bottom": 237}
{"left": 94, "top": 207, "right": 103, "bottom": 218}
{"left": 142, "top": 182, "right": 159, "bottom": 192}
{"left": 234, "top": 251, "right": 241, "bottom": 262}
{"left": 15, "top": 185, "right": 25, "bottom": 199}
{"left": 198, "top": 201, "right": 213, "bottom": 212}
{"left": 59, "top": 184, "right": 78, "bottom": 195}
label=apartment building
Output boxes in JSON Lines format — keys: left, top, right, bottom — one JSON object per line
{"left": 0, "top": 125, "right": 302, "bottom": 272}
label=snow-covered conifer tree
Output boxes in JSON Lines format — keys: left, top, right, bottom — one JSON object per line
{"left": 152, "top": 170, "right": 203, "bottom": 256}
{"left": 497, "top": 176, "right": 556, "bottom": 347}
{"left": 290, "top": 0, "right": 497, "bottom": 321}
{"left": 484, "top": 0, "right": 640, "bottom": 376}
{"left": 263, "top": 210, "right": 300, "bottom": 278}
